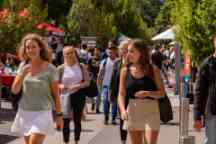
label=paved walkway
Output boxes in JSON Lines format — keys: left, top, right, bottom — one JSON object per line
{"left": 0, "top": 89, "right": 204, "bottom": 144}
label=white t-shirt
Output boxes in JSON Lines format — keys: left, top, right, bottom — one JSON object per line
{"left": 100, "top": 57, "right": 116, "bottom": 86}
{"left": 170, "top": 51, "right": 175, "bottom": 60}
{"left": 61, "top": 63, "right": 83, "bottom": 94}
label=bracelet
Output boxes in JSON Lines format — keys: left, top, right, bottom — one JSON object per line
{"left": 55, "top": 112, "right": 63, "bottom": 117}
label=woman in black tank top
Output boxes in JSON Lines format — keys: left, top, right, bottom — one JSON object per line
{"left": 125, "top": 65, "right": 157, "bottom": 99}
{"left": 118, "top": 39, "right": 165, "bottom": 144}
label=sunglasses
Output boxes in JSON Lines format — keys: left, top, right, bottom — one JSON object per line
{"left": 64, "top": 52, "right": 74, "bottom": 56}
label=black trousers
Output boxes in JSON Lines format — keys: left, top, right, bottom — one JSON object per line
{"left": 120, "top": 118, "right": 127, "bottom": 141}
{"left": 63, "top": 93, "right": 85, "bottom": 142}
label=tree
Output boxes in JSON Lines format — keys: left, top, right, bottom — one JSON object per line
{"left": 114, "top": 0, "right": 151, "bottom": 40}
{"left": 47, "top": 0, "right": 72, "bottom": 24}
{"left": 171, "top": 0, "right": 216, "bottom": 65}
{"left": 67, "top": 0, "right": 117, "bottom": 46}
{"left": 132, "top": 0, "right": 164, "bottom": 27}
{"left": 155, "top": 0, "right": 175, "bottom": 32}
{"left": 0, "top": 0, "right": 47, "bottom": 53}
{"left": 67, "top": 0, "right": 152, "bottom": 46}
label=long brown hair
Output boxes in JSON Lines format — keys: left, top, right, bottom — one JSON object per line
{"left": 18, "top": 33, "right": 51, "bottom": 62}
{"left": 130, "top": 39, "right": 154, "bottom": 77}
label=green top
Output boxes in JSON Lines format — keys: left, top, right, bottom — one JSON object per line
{"left": 18, "top": 63, "right": 58, "bottom": 111}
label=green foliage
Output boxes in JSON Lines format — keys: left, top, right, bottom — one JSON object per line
{"left": 47, "top": 0, "right": 72, "bottom": 21}
{"left": 132, "top": 0, "right": 163, "bottom": 27}
{"left": 155, "top": 0, "right": 175, "bottom": 32}
{"left": 67, "top": 0, "right": 118, "bottom": 46}
{"left": 114, "top": 0, "right": 151, "bottom": 40}
{"left": 0, "top": 1, "right": 47, "bottom": 53}
{"left": 67, "top": 0, "right": 153, "bottom": 46}
{"left": 171, "top": 0, "right": 216, "bottom": 65}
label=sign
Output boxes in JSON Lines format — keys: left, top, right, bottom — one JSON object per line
{"left": 81, "top": 36, "right": 97, "bottom": 48}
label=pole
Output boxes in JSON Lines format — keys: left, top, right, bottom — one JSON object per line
{"left": 175, "top": 42, "right": 181, "bottom": 95}
{"left": 179, "top": 82, "right": 195, "bottom": 144}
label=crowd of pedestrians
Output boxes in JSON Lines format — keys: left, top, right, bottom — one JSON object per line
{"left": 2, "top": 32, "right": 215, "bottom": 144}
{"left": 2, "top": 33, "right": 173, "bottom": 144}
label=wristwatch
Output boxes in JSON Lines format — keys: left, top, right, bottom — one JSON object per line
{"left": 55, "top": 112, "right": 63, "bottom": 117}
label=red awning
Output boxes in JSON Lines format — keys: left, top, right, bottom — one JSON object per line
{"left": 36, "top": 22, "right": 64, "bottom": 33}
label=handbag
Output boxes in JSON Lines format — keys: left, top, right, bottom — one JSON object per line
{"left": 83, "top": 79, "right": 98, "bottom": 98}
{"left": 158, "top": 93, "right": 173, "bottom": 123}
{"left": 150, "top": 64, "right": 173, "bottom": 123}
{"left": 80, "top": 71, "right": 98, "bottom": 98}
{"left": 60, "top": 93, "right": 71, "bottom": 118}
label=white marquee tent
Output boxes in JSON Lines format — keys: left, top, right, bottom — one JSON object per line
{"left": 151, "top": 27, "right": 175, "bottom": 41}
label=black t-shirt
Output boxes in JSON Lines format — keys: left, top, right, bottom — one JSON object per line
{"left": 87, "top": 57, "right": 100, "bottom": 80}
{"left": 151, "top": 50, "right": 166, "bottom": 69}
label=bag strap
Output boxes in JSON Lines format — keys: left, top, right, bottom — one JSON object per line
{"left": 79, "top": 63, "right": 89, "bottom": 82}
{"left": 57, "top": 64, "right": 65, "bottom": 83}
{"left": 97, "top": 58, "right": 107, "bottom": 85}
{"left": 101, "top": 58, "right": 107, "bottom": 79}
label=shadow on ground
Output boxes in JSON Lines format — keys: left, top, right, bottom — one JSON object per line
{"left": 0, "top": 108, "right": 16, "bottom": 122}
{"left": 0, "top": 134, "right": 18, "bottom": 144}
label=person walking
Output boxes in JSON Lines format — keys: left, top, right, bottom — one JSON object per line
{"left": 97, "top": 45, "right": 118, "bottom": 124}
{"left": 11, "top": 33, "right": 63, "bottom": 144}
{"left": 118, "top": 39, "right": 165, "bottom": 144}
{"left": 57, "top": 46, "right": 90, "bottom": 144}
{"left": 194, "top": 33, "right": 216, "bottom": 144}
{"left": 86, "top": 47, "right": 101, "bottom": 113}
{"left": 151, "top": 46, "right": 170, "bottom": 87}
{"left": 110, "top": 39, "right": 131, "bottom": 144}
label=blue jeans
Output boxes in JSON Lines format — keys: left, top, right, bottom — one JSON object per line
{"left": 204, "top": 114, "right": 216, "bottom": 144}
{"left": 102, "top": 85, "right": 117, "bottom": 121}
{"left": 96, "top": 88, "right": 101, "bottom": 111}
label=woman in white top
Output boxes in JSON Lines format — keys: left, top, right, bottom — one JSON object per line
{"left": 57, "top": 46, "right": 90, "bottom": 144}
{"left": 11, "top": 33, "right": 63, "bottom": 144}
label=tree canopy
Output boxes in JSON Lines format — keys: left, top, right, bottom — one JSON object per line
{"left": 67, "top": 0, "right": 156, "bottom": 47}
{"left": 170, "top": 0, "right": 216, "bottom": 65}
{"left": 0, "top": 0, "right": 47, "bottom": 53}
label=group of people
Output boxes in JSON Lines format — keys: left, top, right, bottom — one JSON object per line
{"left": 9, "top": 32, "right": 216, "bottom": 144}
{"left": 10, "top": 33, "right": 165, "bottom": 144}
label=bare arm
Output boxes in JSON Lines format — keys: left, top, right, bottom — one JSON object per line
{"left": 96, "top": 67, "right": 103, "bottom": 88}
{"left": 118, "top": 67, "right": 127, "bottom": 115}
{"left": 11, "top": 64, "right": 30, "bottom": 94}
{"left": 11, "top": 75, "right": 25, "bottom": 94}
{"left": 51, "top": 81, "right": 61, "bottom": 113}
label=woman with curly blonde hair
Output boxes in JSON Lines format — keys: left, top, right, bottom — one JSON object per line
{"left": 11, "top": 33, "right": 63, "bottom": 144}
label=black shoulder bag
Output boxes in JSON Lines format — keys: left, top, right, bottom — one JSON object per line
{"left": 80, "top": 64, "right": 98, "bottom": 98}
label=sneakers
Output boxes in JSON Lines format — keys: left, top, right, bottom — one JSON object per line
{"left": 91, "top": 103, "right": 95, "bottom": 111}
{"left": 104, "top": 120, "right": 108, "bottom": 125}
{"left": 104, "top": 115, "right": 109, "bottom": 125}
{"left": 96, "top": 109, "right": 101, "bottom": 114}
{"left": 111, "top": 120, "right": 117, "bottom": 125}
